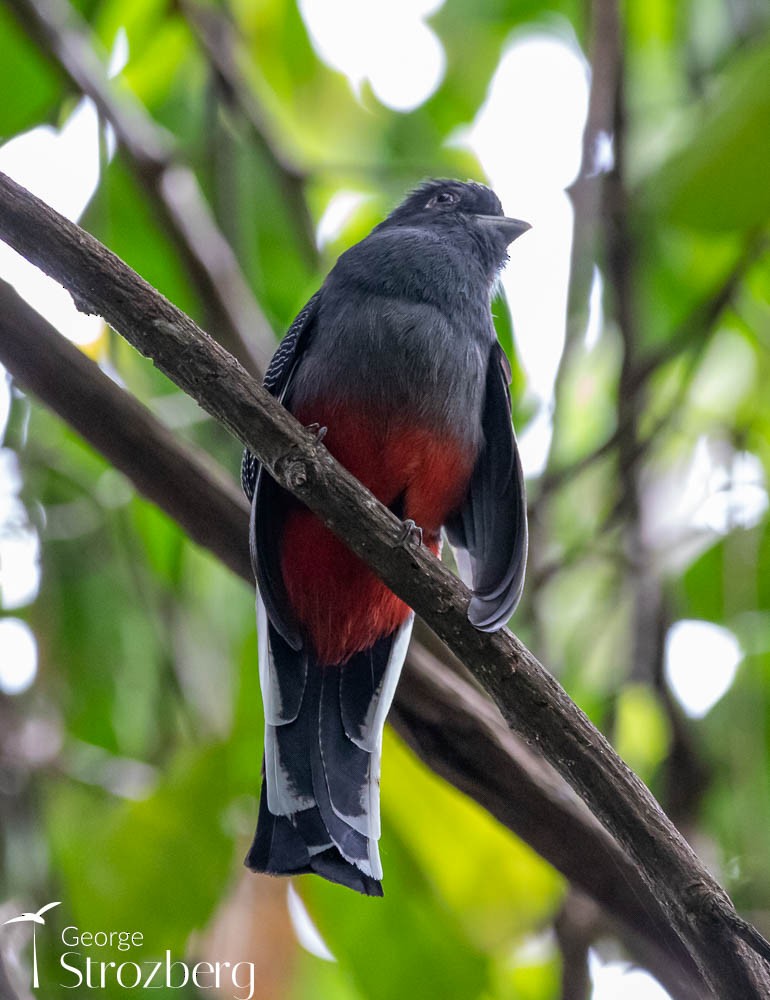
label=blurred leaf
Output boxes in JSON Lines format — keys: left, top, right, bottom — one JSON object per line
{"left": 381, "top": 732, "right": 563, "bottom": 947}
{"left": 634, "top": 226, "right": 743, "bottom": 351}
{"left": 614, "top": 684, "right": 671, "bottom": 780}
{"left": 47, "top": 742, "right": 239, "bottom": 957}
{"left": 0, "top": 6, "right": 66, "bottom": 139}
{"left": 301, "top": 812, "right": 492, "bottom": 1000}
{"left": 646, "top": 34, "right": 770, "bottom": 231}
{"left": 94, "top": 0, "right": 193, "bottom": 111}
{"left": 500, "top": 946, "right": 561, "bottom": 1000}
{"left": 678, "top": 524, "right": 770, "bottom": 623}
{"left": 551, "top": 335, "right": 621, "bottom": 466}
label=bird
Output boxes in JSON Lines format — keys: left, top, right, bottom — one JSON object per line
{"left": 3, "top": 901, "right": 61, "bottom": 988}
{"left": 241, "top": 179, "right": 530, "bottom": 895}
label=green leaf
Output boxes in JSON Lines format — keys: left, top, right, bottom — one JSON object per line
{"left": 614, "top": 684, "right": 671, "bottom": 780}
{"left": 678, "top": 523, "right": 770, "bottom": 624}
{"left": 0, "top": 7, "right": 66, "bottom": 140}
{"left": 302, "top": 790, "right": 493, "bottom": 1000}
{"left": 47, "top": 743, "right": 237, "bottom": 958}
{"left": 647, "top": 34, "right": 770, "bottom": 231}
{"left": 380, "top": 732, "right": 563, "bottom": 947}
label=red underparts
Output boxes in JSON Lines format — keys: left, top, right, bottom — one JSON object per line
{"left": 281, "top": 399, "right": 476, "bottom": 665}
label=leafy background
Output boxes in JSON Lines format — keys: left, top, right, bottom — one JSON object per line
{"left": 1, "top": 0, "right": 769, "bottom": 997}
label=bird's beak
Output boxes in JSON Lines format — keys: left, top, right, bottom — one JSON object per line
{"left": 474, "top": 214, "right": 532, "bottom": 245}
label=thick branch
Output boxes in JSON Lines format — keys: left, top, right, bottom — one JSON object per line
{"left": 1, "top": 169, "right": 768, "bottom": 996}
{"left": 6, "top": 0, "right": 275, "bottom": 376}
{"left": 0, "top": 276, "right": 706, "bottom": 998}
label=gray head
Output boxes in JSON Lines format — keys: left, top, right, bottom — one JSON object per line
{"left": 376, "top": 179, "right": 531, "bottom": 274}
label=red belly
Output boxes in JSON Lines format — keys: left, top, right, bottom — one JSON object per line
{"left": 281, "top": 399, "right": 475, "bottom": 664}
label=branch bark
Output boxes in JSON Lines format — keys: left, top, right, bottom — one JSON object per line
{"left": 0, "top": 275, "right": 707, "bottom": 999}
{"left": 1, "top": 169, "right": 769, "bottom": 996}
{"left": 6, "top": 0, "right": 276, "bottom": 376}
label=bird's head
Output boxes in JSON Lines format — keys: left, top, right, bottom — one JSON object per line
{"left": 378, "top": 179, "right": 531, "bottom": 272}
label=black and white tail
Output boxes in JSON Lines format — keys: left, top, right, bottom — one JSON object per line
{"left": 245, "top": 596, "right": 413, "bottom": 896}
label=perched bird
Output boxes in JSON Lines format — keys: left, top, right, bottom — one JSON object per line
{"left": 241, "top": 179, "right": 529, "bottom": 895}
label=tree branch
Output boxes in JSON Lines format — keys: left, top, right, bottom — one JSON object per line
{"left": 6, "top": 0, "right": 276, "bottom": 376}
{"left": 1, "top": 169, "right": 769, "bottom": 996}
{"left": 0, "top": 275, "right": 707, "bottom": 999}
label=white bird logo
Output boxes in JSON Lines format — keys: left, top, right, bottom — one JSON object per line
{"left": 3, "top": 902, "right": 61, "bottom": 989}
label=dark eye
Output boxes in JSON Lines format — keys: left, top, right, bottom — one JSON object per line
{"left": 425, "top": 190, "right": 459, "bottom": 209}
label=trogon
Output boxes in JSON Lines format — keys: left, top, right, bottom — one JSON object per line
{"left": 241, "top": 179, "right": 530, "bottom": 895}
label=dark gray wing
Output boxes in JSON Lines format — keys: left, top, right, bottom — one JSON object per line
{"left": 446, "top": 343, "right": 528, "bottom": 631}
{"left": 241, "top": 292, "right": 321, "bottom": 499}
{"left": 241, "top": 292, "right": 322, "bottom": 650}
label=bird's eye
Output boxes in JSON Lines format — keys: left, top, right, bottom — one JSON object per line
{"left": 425, "top": 190, "right": 459, "bottom": 209}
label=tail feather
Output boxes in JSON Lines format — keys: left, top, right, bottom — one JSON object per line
{"left": 257, "top": 599, "right": 307, "bottom": 725}
{"left": 264, "top": 716, "right": 314, "bottom": 814}
{"left": 246, "top": 596, "right": 413, "bottom": 895}
{"left": 320, "top": 664, "right": 382, "bottom": 838}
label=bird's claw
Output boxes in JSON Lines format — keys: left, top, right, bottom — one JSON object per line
{"left": 305, "top": 422, "right": 328, "bottom": 443}
{"left": 397, "top": 518, "right": 423, "bottom": 547}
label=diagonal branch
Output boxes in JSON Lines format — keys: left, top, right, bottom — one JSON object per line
{"left": 6, "top": 0, "right": 276, "bottom": 376}
{"left": 0, "top": 274, "right": 705, "bottom": 999}
{"left": 1, "top": 169, "right": 769, "bottom": 997}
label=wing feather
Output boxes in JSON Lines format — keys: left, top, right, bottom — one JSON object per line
{"left": 242, "top": 293, "right": 322, "bottom": 647}
{"left": 446, "top": 344, "right": 527, "bottom": 630}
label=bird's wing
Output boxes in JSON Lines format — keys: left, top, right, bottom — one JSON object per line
{"left": 264, "top": 292, "right": 322, "bottom": 399}
{"left": 446, "top": 342, "right": 528, "bottom": 630}
{"left": 241, "top": 291, "right": 322, "bottom": 501}
{"left": 242, "top": 292, "right": 322, "bottom": 650}
{"left": 3, "top": 915, "right": 32, "bottom": 925}
{"left": 37, "top": 901, "right": 61, "bottom": 917}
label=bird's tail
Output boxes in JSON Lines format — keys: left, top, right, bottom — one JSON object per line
{"left": 245, "top": 598, "right": 413, "bottom": 896}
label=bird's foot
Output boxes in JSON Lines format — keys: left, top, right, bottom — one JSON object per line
{"left": 305, "top": 422, "right": 328, "bottom": 444}
{"left": 397, "top": 518, "right": 423, "bottom": 547}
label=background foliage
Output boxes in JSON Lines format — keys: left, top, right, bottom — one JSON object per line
{"left": 1, "top": 0, "right": 770, "bottom": 997}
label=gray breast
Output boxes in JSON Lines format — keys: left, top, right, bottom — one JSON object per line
{"left": 289, "top": 291, "right": 491, "bottom": 447}
{"left": 288, "top": 228, "right": 496, "bottom": 446}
